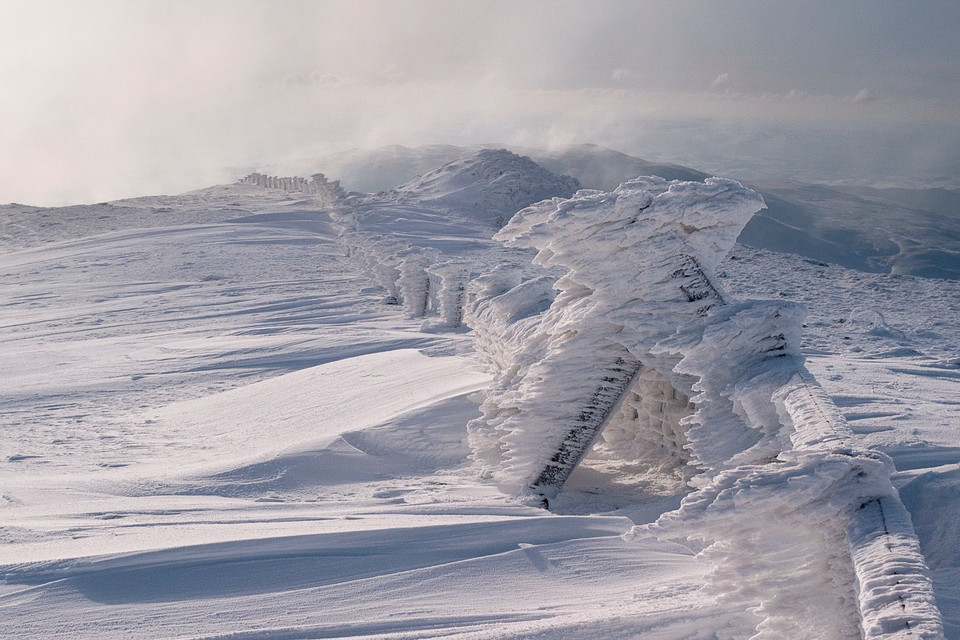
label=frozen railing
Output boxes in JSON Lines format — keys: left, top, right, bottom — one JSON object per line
{"left": 238, "top": 172, "right": 347, "bottom": 205}
{"left": 338, "top": 231, "right": 469, "bottom": 328}
{"left": 466, "top": 176, "right": 944, "bottom": 638}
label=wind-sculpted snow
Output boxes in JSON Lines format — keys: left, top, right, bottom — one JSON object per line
{"left": 467, "top": 176, "right": 766, "bottom": 496}
{"left": 467, "top": 175, "right": 944, "bottom": 637}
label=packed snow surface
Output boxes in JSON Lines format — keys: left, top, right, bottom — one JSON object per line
{"left": 2, "top": 151, "right": 959, "bottom": 638}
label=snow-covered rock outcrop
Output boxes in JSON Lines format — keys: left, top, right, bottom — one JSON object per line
{"left": 466, "top": 176, "right": 944, "bottom": 638}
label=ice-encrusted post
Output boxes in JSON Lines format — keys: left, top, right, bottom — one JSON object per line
{"left": 774, "top": 373, "right": 945, "bottom": 638}
{"left": 650, "top": 305, "right": 944, "bottom": 638}
{"left": 397, "top": 250, "right": 435, "bottom": 318}
{"left": 427, "top": 262, "right": 471, "bottom": 328}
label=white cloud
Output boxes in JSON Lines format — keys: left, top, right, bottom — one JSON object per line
{"left": 842, "top": 87, "right": 878, "bottom": 104}
{"left": 0, "top": 1, "right": 957, "bottom": 205}
{"left": 711, "top": 72, "right": 730, "bottom": 88}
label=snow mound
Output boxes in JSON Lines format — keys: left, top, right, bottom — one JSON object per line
{"left": 380, "top": 149, "right": 581, "bottom": 228}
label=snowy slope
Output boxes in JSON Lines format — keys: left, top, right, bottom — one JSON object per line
{"left": 2, "top": 154, "right": 959, "bottom": 638}
{"left": 739, "top": 181, "right": 960, "bottom": 279}
{"left": 2, "top": 167, "right": 725, "bottom": 639}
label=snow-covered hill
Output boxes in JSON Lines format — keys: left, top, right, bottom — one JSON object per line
{"left": 371, "top": 149, "right": 581, "bottom": 229}
{"left": 1, "top": 152, "right": 958, "bottom": 638}
{"left": 740, "top": 180, "right": 960, "bottom": 279}
{"left": 257, "top": 143, "right": 960, "bottom": 280}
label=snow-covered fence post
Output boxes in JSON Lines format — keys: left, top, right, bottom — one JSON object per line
{"left": 236, "top": 172, "right": 346, "bottom": 205}
{"left": 773, "top": 372, "right": 945, "bottom": 639}
{"left": 338, "top": 232, "right": 407, "bottom": 305}
{"left": 427, "top": 262, "right": 471, "bottom": 328}
{"left": 397, "top": 249, "right": 436, "bottom": 318}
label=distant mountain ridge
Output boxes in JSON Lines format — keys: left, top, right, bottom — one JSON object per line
{"left": 6, "top": 143, "right": 958, "bottom": 280}
{"left": 260, "top": 143, "right": 959, "bottom": 280}
{"left": 258, "top": 143, "right": 705, "bottom": 194}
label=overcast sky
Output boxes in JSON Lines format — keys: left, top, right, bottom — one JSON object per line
{"left": 2, "top": 0, "right": 959, "bottom": 205}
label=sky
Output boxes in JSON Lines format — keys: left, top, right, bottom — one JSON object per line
{"left": 2, "top": 0, "right": 959, "bottom": 205}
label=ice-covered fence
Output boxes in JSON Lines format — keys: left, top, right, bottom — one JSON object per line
{"left": 396, "top": 249, "right": 438, "bottom": 318}
{"left": 652, "top": 302, "right": 944, "bottom": 638}
{"left": 466, "top": 177, "right": 763, "bottom": 497}
{"left": 339, "top": 232, "right": 406, "bottom": 304}
{"left": 466, "top": 176, "right": 943, "bottom": 638}
{"left": 238, "top": 172, "right": 347, "bottom": 205}
{"left": 338, "top": 231, "right": 472, "bottom": 326}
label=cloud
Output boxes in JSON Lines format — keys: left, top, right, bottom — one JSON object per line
{"left": 711, "top": 73, "right": 730, "bottom": 88}
{"left": 0, "top": 1, "right": 957, "bottom": 205}
{"left": 843, "top": 87, "right": 878, "bottom": 104}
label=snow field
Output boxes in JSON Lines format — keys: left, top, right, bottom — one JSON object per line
{"left": 2, "top": 151, "right": 958, "bottom": 637}
{"left": 0, "top": 173, "right": 739, "bottom": 639}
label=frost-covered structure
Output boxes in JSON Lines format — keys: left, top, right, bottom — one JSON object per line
{"left": 336, "top": 149, "right": 583, "bottom": 326}
{"left": 238, "top": 172, "right": 347, "bottom": 205}
{"left": 468, "top": 177, "right": 762, "bottom": 495}
{"left": 467, "top": 176, "right": 943, "bottom": 638}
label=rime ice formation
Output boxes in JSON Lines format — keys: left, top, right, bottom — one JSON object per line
{"left": 336, "top": 149, "right": 581, "bottom": 324}
{"left": 466, "top": 176, "right": 943, "bottom": 638}
{"left": 466, "top": 176, "right": 766, "bottom": 495}
{"left": 238, "top": 172, "right": 347, "bottom": 205}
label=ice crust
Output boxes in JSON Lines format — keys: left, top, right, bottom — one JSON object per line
{"left": 466, "top": 175, "right": 944, "bottom": 638}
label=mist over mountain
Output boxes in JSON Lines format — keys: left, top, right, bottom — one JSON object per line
{"left": 260, "top": 143, "right": 709, "bottom": 195}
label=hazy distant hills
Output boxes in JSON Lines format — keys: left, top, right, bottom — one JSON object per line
{"left": 260, "top": 143, "right": 708, "bottom": 195}
{"left": 743, "top": 181, "right": 960, "bottom": 279}
{"left": 258, "top": 143, "right": 960, "bottom": 280}
{"left": 7, "top": 143, "right": 956, "bottom": 280}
